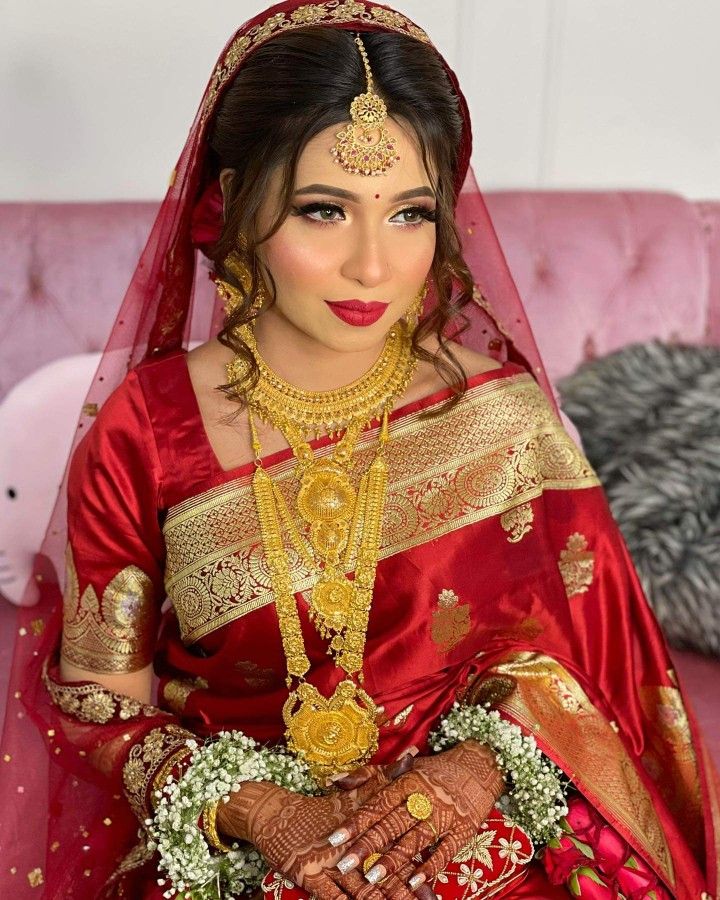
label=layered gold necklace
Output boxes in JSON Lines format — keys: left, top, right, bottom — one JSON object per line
{"left": 227, "top": 321, "right": 417, "bottom": 778}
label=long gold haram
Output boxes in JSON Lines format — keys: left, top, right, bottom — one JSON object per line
{"left": 229, "top": 322, "right": 417, "bottom": 777}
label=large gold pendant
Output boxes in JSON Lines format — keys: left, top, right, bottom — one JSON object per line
{"left": 283, "top": 680, "right": 379, "bottom": 779}
{"left": 297, "top": 459, "right": 355, "bottom": 534}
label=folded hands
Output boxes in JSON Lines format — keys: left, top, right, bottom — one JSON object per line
{"left": 216, "top": 739, "right": 505, "bottom": 900}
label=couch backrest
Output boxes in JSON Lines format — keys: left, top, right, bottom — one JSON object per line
{"left": 1, "top": 191, "right": 718, "bottom": 398}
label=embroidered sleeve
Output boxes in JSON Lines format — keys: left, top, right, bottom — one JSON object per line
{"left": 61, "top": 371, "right": 165, "bottom": 674}
{"left": 43, "top": 657, "right": 195, "bottom": 825}
{"left": 61, "top": 545, "right": 158, "bottom": 673}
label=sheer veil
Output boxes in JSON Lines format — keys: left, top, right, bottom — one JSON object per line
{"left": 0, "top": 1, "right": 557, "bottom": 894}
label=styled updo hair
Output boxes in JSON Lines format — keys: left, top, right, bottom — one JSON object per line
{"left": 208, "top": 27, "right": 474, "bottom": 408}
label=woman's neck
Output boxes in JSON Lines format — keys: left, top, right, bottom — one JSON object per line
{"left": 250, "top": 307, "right": 389, "bottom": 392}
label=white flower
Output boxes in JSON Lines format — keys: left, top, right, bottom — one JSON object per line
{"left": 498, "top": 838, "right": 522, "bottom": 864}
{"left": 457, "top": 863, "right": 484, "bottom": 893}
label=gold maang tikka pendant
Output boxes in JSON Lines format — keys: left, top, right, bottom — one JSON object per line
{"left": 331, "top": 35, "right": 400, "bottom": 177}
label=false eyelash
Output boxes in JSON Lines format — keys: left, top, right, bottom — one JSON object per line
{"left": 290, "top": 202, "right": 437, "bottom": 227}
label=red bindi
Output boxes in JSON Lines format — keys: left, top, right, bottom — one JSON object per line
{"left": 374, "top": 193, "right": 381, "bottom": 199}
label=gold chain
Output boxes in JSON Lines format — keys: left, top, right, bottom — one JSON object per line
{"left": 232, "top": 321, "right": 416, "bottom": 778}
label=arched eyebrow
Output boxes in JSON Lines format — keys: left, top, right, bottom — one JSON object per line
{"left": 294, "top": 184, "right": 435, "bottom": 203}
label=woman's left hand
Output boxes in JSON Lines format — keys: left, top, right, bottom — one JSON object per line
{"left": 326, "top": 740, "right": 504, "bottom": 899}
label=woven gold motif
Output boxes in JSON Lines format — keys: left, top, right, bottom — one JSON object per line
{"left": 558, "top": 532, "right": 595, "bottom": 598}
{"left": 431, "top": 589, "right": 471, "bottom": 652}
{"left": 639, "top": 685, "right": 703, "bottom": 856}
{"left": 163, "top": 375, "right": 600, "bottom": 642}
{"left": 201, "top": 2, "right": 430, "bottom": 124}
{"left": 61, "top": 545, "right": 157, "bottom": 673}
{"left": 500, "top": 502, "right": 534, "bottom": 543}
{"left": 162, "top": 676, "right": 209, "bottom": 715}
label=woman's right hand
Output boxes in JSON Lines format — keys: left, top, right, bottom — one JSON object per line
{"left": 216, "top": 760, "right": 413, "bottom": 900}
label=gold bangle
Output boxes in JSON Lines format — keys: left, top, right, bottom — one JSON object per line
{"left": 202, "top": 799, "right": 233, "bottom": 853}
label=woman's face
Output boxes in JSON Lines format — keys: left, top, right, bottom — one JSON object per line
{"left": 230, "top": 120, "right": 437, "bottom": 355}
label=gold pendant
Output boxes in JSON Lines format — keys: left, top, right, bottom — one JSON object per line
{"left": 310, "top": 570, "right": 355, "bottom": 637}
{"left": 297, "top": 460, "right": 356, "bottom": 529}
{"left": 283, "top": 680, "right": 379, "bottom": 778}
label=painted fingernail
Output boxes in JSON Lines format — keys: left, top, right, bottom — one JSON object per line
{"left": 336, "top": 854, "right": 360, "bottom": 875}
{"left": 408, "top": 874, "right": 426, "bottom": 890}
{"left": 328, "top": 828, "right": 351, "bottom": 847}
{"left": 365, "top": 864, "right": 387, "bottom": 884}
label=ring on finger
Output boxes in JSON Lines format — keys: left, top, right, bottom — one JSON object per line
{"left": 406, "top": 792, "right": 438, "bottom": 838}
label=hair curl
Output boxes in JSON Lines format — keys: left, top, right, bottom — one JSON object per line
{"left": 207, "top": 27, "right": 475, "bottom": 415}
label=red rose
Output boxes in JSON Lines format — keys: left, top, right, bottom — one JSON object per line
{"left": 542, "top": 836, "right": 592, "bottom": 884}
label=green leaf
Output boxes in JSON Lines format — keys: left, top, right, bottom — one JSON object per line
{"left": 568, "top": 836, "right": 595, "bottom": 858}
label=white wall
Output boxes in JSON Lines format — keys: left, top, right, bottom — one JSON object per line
{"left": 2, "top": 0, "right": 718, "bottom": 201}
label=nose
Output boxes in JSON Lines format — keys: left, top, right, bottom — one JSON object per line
{"left": 340, "top": 226, "right": 392, "bottom": 289}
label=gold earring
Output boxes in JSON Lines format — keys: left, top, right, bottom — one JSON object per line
{"left": 217, "top": 247, "right": 266, "bottom": 315}
{"left": 404, "top": 282, "right": 428, "bottom": 329}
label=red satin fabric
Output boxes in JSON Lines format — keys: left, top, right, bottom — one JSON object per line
{"left": 48, "top": 351, "right": 713, "bottom": 897}
{"left": 0, "top": 3, "right": 716, "bottom": 898}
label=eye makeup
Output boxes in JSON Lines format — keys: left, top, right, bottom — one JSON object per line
{"left": 290, "top": 201, "right": 437, "bottom": 228}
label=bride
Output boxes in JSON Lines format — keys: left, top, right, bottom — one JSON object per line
{"left": 0, "top": 2, "right": 715, "bottom": 898}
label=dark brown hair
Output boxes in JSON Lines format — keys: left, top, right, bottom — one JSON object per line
{"left": 207, "top": 27, "right": 475, "bottom": 413}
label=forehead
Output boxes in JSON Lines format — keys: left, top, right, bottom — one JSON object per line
{"left": 294, "top": 119, "right": 432, "bottom": 193}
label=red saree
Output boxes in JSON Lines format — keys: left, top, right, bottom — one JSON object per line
{"left": 30, "top": 349, "right": 718, "bottom": 897}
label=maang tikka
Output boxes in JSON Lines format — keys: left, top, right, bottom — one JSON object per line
{"left": 331, "top": 35, "right": 400, "bottom": 176}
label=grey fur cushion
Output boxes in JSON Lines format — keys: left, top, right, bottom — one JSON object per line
{"left": 557, "top": 340, "right": 720, "bottom": 656}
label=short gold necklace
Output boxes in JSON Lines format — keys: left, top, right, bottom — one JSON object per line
{"left": 227, "top": 321, "right": 417, "bottom": 439}
{"left": 228, "top": 321, "right": 417, "bottom": 778}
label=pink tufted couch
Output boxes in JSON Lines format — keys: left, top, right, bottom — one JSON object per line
{"left": 1, "top": 191, "right": 719, "bottom": 763}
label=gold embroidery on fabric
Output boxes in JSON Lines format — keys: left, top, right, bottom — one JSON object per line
{"left": 235, "top": 659, "right": 279, "bottom": 689}
{"left": 492, "top": 652, "right": 674, "bottom": 888}
{"left": 162, "top": 676, "right": 209, "bottom": 715}
{"left": 700, "top": 741, "right": 720, "bottom": 889}
{"left": 202, "top": 1, "right": 430, "bottom": 123}
{"left": 465, "top": 675, "right": 518, "bottom": 709}
{"left": 392, "top": 704, "right": 414, "bottom": 727}
{"left": 61, "top": 546, "right": 157, "bottom": 673}
{"left": 639, "top": 685, "right": 703, "bottom": 857}
{"left": 42, "top": 658, "right": 160, "bottom": 724}
{"left": 163, "top": 374, "right": 600, "bottom": 643}
{"left": 104, "top": 836, "right": 155, "bottom": 890}
{"left": 122, "top": 725, "right": 192, "bottom": 823}
{"left": 500, "top": 501, "right": 534, "bottom": 543}
{"left": 431, "top": 589, "right": 471, "bottom": 652}
{"left": 558, "top": 532, "right": 595, "bottom": 597}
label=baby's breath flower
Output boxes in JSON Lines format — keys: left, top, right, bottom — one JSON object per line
{"left": 429, "top": 702, "right": 568, "bottom": 844}
{"left": 147, "top": 732, "right": 318, "bottom": 899}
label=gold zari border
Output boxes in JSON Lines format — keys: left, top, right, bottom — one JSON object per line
{"left": 61, "top": 545, "right": 157, "bottom": 674}
{"left": 42, "top": 657, "right": 162, "bottom": 725}
{"left": 122, "top": 724, "right": 194, "bottom": 823}
{"left": 488, "top": 652, "right": 675, "bottom": 889}
{"left": 163, "top": 373, "right": 599, "bottom": 643}
{"left": 201, "top": 1, "right": 431, "bottom": 123}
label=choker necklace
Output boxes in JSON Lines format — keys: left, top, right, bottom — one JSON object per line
{"left": 227, "top": 321, "right": 417, "bottom": 778}
{"left": 226, "top": 320, "right": 417, "bottom": 439}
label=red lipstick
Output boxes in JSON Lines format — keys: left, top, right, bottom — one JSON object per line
{"left": 324, "top": 300, "right": 389, "bottom": 327}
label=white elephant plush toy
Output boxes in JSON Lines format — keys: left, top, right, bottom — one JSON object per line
{"left": 0, "top": 353, "right": 102, "bottom": 606}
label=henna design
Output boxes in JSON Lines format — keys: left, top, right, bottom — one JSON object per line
{"left": 217, "top": 766, "right": 407, "bottom": 900}
{"left": 334, "top": 741, "right": 503, "bottom": 891}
